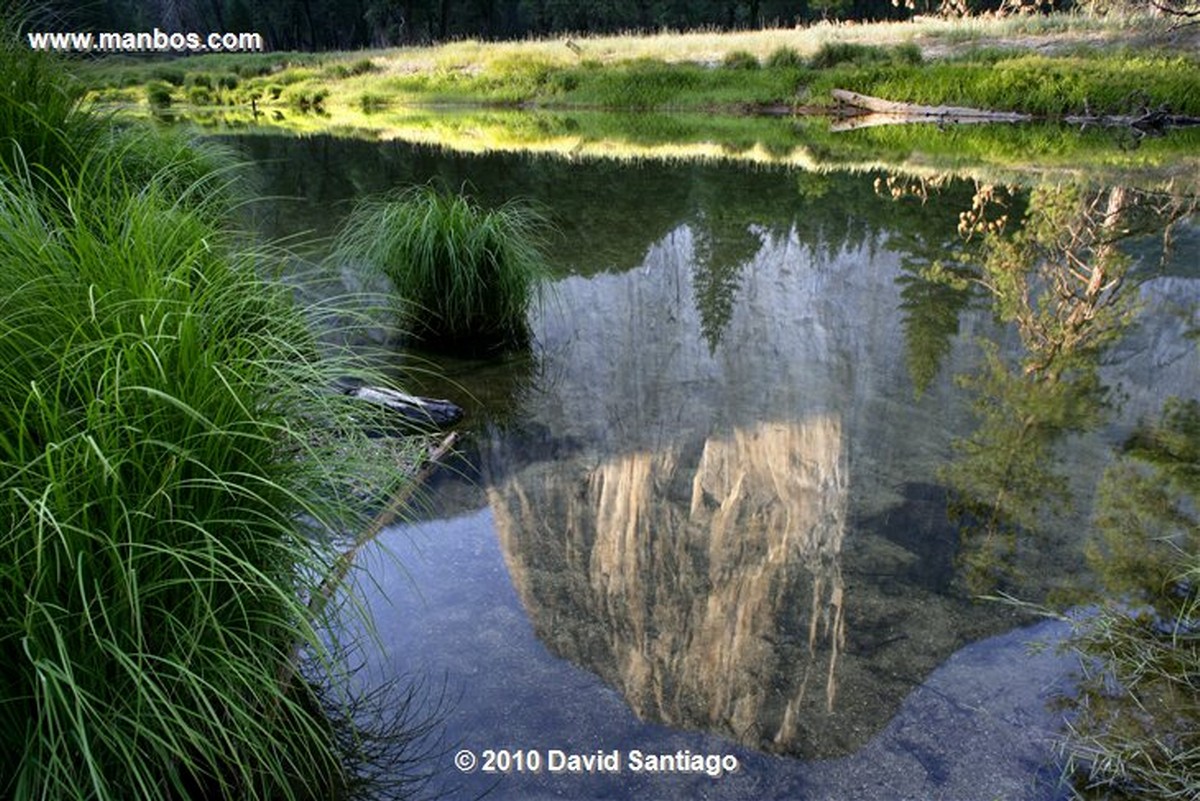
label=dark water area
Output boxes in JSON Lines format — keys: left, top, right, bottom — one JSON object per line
{"left": 228, "top": 133, "right": 1199, "bottom": 800}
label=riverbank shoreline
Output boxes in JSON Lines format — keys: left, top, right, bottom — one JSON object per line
{"left": 81, "top": 12, "right": 1200, "bottom": 120}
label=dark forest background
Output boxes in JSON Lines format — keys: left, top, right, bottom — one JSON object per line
{"left": 33, "top": 0, "right": 1022, "bottom": 51}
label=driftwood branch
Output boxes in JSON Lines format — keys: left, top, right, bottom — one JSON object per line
{"left": 1148, "top": 0, "right": 1200, "bottom": 28}
{"left": 830, "top": 88, "right": 1200, "bottom": 132}
{"left": 275, "top": 430, "right": 459, "bottom": 705}
{"left": 312, "top": 430, "right": 459, "bottom": 618}
{"left": 831, "top": 89, "right": 1032, "bottom": 127}
{"left": 340, "top": 382, "right": 464, "bottom": 430}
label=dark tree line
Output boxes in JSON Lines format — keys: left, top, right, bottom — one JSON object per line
{"left": 39, "top": 0, "right": 911, "bottom": 51}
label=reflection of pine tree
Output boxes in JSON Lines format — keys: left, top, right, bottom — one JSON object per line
{"left": 896, "top": 258, "right": 975, "bottom": 397}
{"left": 941, "top": 344, "right": 1107, "bottom": 595}
{"left": 880, "top": 174, "right": 994, "bottom": 396}
{"left": 690, "top": 213, "right": 762, "bottom": 353}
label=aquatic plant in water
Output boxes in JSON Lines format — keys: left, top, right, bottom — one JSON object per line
{"left": 334, "top": 184, "right": 549, "bottom": 353}
{"left": 1064, "top": 398, "right": 1200, "bottom": 800}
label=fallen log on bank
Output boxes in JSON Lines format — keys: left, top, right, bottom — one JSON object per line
{"left": 830, "top": 89, "right": 1200, "bottom": 132}
{"left": 831, "top": 89, "right": 1033, "bottom": 125}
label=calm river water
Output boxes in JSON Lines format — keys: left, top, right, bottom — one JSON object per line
{"left": 229, "top": 132, "right": 1198, "bottom": 801}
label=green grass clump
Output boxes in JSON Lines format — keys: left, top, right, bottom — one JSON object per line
{"left": 284, "top": 84, "right": 330, "bottom": 111}
{"left": 810, "top": 54, "right": 1200, "bottom": 116}
{"left": 808, "top": 42, "right": 922, "bottom": 70}
{"left": 335, "top": 185, "right": 550, "bottom": 351}
{"left": 766, "top": 46, "right": 805, "bottom": 69}
{"left": 722, "top": 49, "right": 760, "bottom": 70}
{"left": 187, "top": 84, "right": 214, "bottom": 105}
{"left": 892, "top": 42, "right": 923, "bottom": 66}
{"left": 0, "top": 152, "right": 415, "bottom": 799}
{"left": 359, "top": 92, "right": 391, "bottom": 112}
{"left": 185, "top": 71, "right": 213, "bottom": 89}
{"left": 809, "top": 42, "right": 893, "bottom": 69}
{"left": 0, "top": 31, "right": 101, "bottom": 178}
{"left": 556, "top": 58, "right": 799, "bottom": 110}
{"left": 148, "top": 65, "right": 185, "bottom": 86}
{"left": 326, "top": 58, "right": 377, "bottom": 79}
{"left": 91, "top": 126, "right": 245, "bottom": 218}
{"left": 146, "top": 79, "right": 173, "bottom": 107}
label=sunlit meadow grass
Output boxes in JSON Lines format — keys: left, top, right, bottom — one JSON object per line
{"left": 81, "top": 11, "right": 1185, "bottom": 116}
{"left": 334, "top": 185, "right": 550, "bottom": 352}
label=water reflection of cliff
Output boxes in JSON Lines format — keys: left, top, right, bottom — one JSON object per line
{"left": 491, "top": 417, "right": 849, "bottom": 753}
{"left": 480, "top": 219, "right": 1029, "bottom": 758}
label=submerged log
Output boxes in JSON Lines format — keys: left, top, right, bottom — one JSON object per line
{"left": 340, "top": 382, "right": 464, "bottom": 430}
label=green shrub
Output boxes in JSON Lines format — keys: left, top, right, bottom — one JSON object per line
{"left": 267, "top": 83, "right": 284, "bottom": 99}
{"left": 217, "top": 72, "right": 240, "bottom": 90}
{"left": 187, "top": 84, "right": 214, "bottom": 104}
{"left": 149, "top": 64, "right": 185, "bottom": 85}
{"left": 766, "top": 46, "right": 805, "bottom": 69}
{"left": 809, "top": 41, "right": 890, "bottom": 69}
{"left": 722, "top": 49, "right": 760, "bottom": 70}
{"left": 145, "top": 79, "right": 174, "bottom": 107}
{"left": 334, "top": 185, "right": 550, "bottom": 351}
{"left": 185, "top": 71, "right": 213, "bottom": 89}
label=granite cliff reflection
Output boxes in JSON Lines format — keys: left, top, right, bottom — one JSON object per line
{"left": 477, "top": 215, "right": 1025, "bottom": 759}
{"left": 488, "top": 415, "right": 849, "bottom": 755}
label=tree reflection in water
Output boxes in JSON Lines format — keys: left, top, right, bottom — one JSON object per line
{"left": 892, "top": 175, "right": 1198, "bottom": 799}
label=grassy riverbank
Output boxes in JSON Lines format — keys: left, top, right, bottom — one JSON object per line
{"left": 84, "top": 11, "right": 1200, "bottom": 118}
{"left": 1, "top": 30, "right": 428, "bottom": 801}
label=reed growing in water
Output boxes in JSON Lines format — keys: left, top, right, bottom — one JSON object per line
{"left": 334, "top": 184, "right": 550, "bottom": 353}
